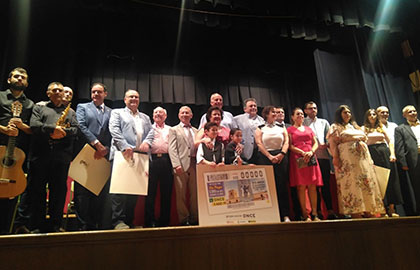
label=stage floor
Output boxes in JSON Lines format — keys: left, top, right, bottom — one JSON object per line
{"left": 1, "top": 217, "right": 420, "bottom": 270}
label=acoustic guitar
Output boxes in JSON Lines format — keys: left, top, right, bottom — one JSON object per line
{"left": 0, "top": 101, "right": 27, "bottom": 198}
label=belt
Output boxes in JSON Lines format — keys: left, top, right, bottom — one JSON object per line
{"left": 151, "top": 153, "right": 169, "bottom": 159}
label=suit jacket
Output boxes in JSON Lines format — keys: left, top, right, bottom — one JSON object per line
{"left": 109, "top": 107, "right": 153, "bottom": 160}
{"left": 76, "top": 101, "right": 112, "bottom": 148}
{"left": 233, "top": 113, "right": 264, "bottom": 160}
{"left": 395, "top": 123, "right": 419, "bottom": 169}
{"left": 168, "top": 123, "right": 198, "bottom": 171}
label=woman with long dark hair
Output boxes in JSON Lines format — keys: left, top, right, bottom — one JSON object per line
{"left": 288, "top": 107, "right": 323, "bottom": 221}
{"left": 362, "top": 109, "right": 403, "bottom": 217}
{"left": 327, "top": 105, "right": 385, "bottom": 218}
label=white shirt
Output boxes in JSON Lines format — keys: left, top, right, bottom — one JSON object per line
{"left": 196, "top": 139, "right": 223, "bottom": 164}
{"left": 247, "top": 113, "right": 263, "bottom": 130}
{"left": 382, "top": 121, "right": 398, "bottom": 144}
{"left": 260, "top": 123, "right": 284, "bottom": 151}
{"left": 151, "top": 123, "right": 171, "bottom": 154}
{"left": 304, "top": 116, "right": 330, "bottom": 159}
{"left": 199, "top": 110, "right": 237, "bottom": 129}
{"left": 181, "top": 122, "right": 195, "bottom": 138}
{"left": 128, "top": 109, "right": 144, "bottom": 150}
{"left": 410, "top": 124, "right": 420, "bottom": 148}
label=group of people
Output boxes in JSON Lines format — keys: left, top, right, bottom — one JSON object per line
{"left": 1, "top": 66, "right": 420, "bottom": 234}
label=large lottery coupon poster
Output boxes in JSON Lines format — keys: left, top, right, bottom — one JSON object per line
{"left": 197, "top": 165, "right": 280, "bottom": 226}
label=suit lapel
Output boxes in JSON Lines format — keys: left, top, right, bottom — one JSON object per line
{"left": 178, "top": 124, "right": 189, "bottom": 146}
{"left": 178, "top": 123, "right": 197, "bottom": 146}
{"left": 403, "top": 123, "right": 416, "bottom": 140}
{"left": 87, "top": 102, "right": 103, "bottom": 126}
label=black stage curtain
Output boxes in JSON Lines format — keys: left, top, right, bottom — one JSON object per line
{"left": 314, "top": 48, "right": 369, "bottom": 123}
{"left": 314, "top": 30, "right": 415, "bottom": 124}
{"left": 0, "top": 0, "right": 322, "bottom": 127}
{"left": 1, "top": 0, "right": 418, "bottom": 128}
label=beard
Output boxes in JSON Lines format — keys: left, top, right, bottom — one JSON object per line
{"left": 9, "top": 81, "right": 27, "bottom": 91}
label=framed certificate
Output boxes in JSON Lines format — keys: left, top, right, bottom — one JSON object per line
{"left": 197, "top": 164, "right": 280, "bottom": 226}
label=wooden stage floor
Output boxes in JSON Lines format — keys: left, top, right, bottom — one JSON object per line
{"left": 1, "top": 217, "right": 420, "bottom": 270}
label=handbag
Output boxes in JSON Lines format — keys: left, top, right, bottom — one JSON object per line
{"left": 296, "top": 155, "right": 317, "bottom": 169}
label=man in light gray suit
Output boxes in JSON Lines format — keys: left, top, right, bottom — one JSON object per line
{"left": 75, "top": 83, "right": 112, "bottom": 230}
{"left": 109, "top": 89, "right": 153, "bottom": 229}
{"left": 168, "top": 106, "right": 198, "bottom": 225}
{"left": 233, "top": 98, "right": 264, "bottom": 164}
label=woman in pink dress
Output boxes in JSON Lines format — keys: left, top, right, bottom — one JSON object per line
{"left": 287, "top": 108, "right": 323, "bottom": 221}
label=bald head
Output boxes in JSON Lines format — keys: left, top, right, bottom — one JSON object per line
{"left": 210, "top": 93, "right": 223, "bottom": 109}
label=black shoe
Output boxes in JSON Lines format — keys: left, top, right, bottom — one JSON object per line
{"left": 145, "top": 221, "right": 157, "bottom": 228}
{"left": 30, "top": 229, "right": 42, "bottom": 234}
{"left": 51, "top": 226, "right": 66, "bottom": 233}
{"left": 14, "top": 225, "right": 30, "bottom": 234}
{"left": 327, "top": 213, "right": 339, "bottom": 220}
{"left": 317, "top": 212, "right": 324, "bottom": 220}
{"left": 180, "top": 220, "right": 191, "bottom": 226}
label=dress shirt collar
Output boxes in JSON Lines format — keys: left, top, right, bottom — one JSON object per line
{"left": 305, "top": 116, "right": 317, "bottom": 123}
{"left": 153, "top": 122, "right": 166, "bottom": 129}
{"left": 266, "top": 121, "right": 276, "bottom": 128}
{"left": 6, "top": 89, "right": 27, "bottom": 101}
{"left": 181, "top": 122, "right": 192, "bottom": 128}
{"left": 246, "top": 113, "right": 258, "bottom": 120}
{"left": 274, "top": 121, "right": 285, "bottom": 127}
{"left": 407, "top": 119, "right": 420, "bottom": 127}
{"left": 125, "top": 106, "right": 139, "bottom": 116}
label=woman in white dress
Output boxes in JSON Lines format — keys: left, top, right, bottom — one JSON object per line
{"left": 327, "top": 105, "right": 385, "bottom": 218}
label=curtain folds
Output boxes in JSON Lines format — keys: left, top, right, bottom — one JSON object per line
{"left": 75, "top": 56, "right": 295, "bottom": 108}
{"left": 314, "top": 31, "right": 415, "bottom": 124}
{"left": 187, "top": 0, "right": 401, "bottom": 41}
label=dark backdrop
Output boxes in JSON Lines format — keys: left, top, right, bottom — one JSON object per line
{"left": 1, "top": 0, "right": 419, "bottom": 126}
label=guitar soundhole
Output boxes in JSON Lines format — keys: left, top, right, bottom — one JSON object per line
{"left": 2, "top": 157, "right": 15, "bottom": 168}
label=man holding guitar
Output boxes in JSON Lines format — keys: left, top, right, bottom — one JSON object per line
{"left": 0, "top": 67, "right": 33, "bottom": 234}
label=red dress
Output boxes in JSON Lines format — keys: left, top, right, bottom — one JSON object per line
{"left": 287, "top": 126, "right": 323, "bottom": 187}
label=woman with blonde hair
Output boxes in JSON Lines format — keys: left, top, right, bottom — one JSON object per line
{"left": 363, "top": 109, "right": 403, "bottom": 217}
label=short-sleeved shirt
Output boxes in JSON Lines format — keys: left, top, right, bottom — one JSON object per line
{"left": 303, "top": 116, "right": 330, "bottom": 159}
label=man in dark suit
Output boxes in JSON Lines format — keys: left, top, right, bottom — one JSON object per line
{"left": 75, "top": 83, "right": 112, "bottom": 230}
{"left": 395, "top": 105, "right": 420, "bottom": 215}
{"left": 26, "top": 82, "right": 79, "bottom": 233}
{"left": 168, "top": 106, "right": 198, "bottom": 225}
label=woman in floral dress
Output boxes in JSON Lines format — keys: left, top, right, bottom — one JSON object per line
{"left": 327, "top": 105, "right": 385, "bottom": 218}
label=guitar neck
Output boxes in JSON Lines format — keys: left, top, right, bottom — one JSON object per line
{"left": 5, "top": 136, "right": 16, "bottom": 163}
